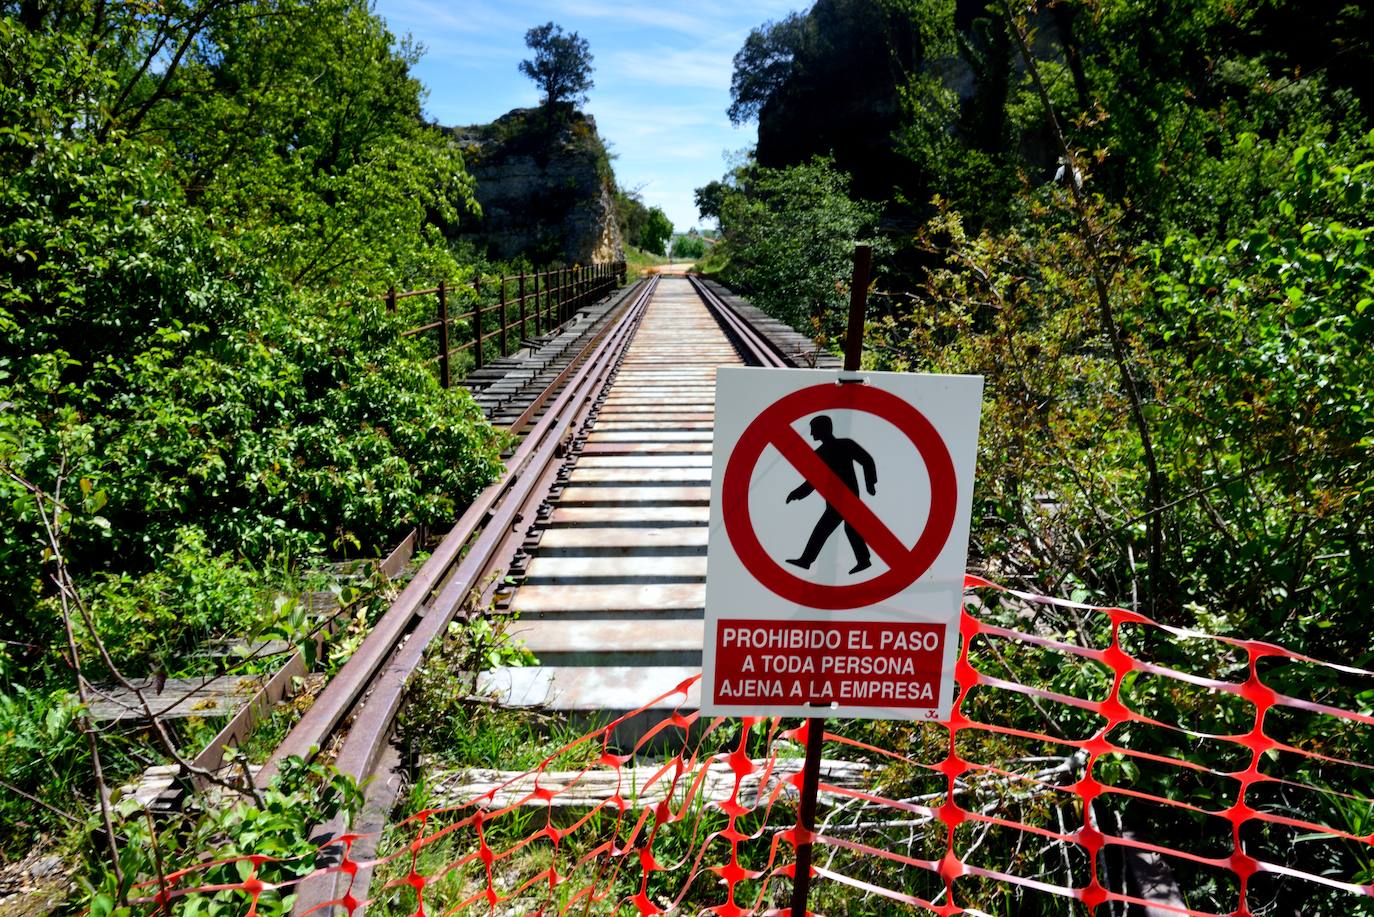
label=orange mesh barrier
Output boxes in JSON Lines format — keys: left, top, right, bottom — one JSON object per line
{"left": 147, "top": 577, "right": 1374, "bottom": 915}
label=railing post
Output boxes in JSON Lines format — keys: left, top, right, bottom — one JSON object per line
{"left": 436, "top": 280, "right": 450, "bottom": 389}
{"left": 534, "top": 270, "right": 542, "bottom": 334}
{"left": 559, "top": 267, "right": 568, "bottom": 325}
{"left": 532, "top": 271, "right": 541, "bottom": 335}
{"left": 498, "top": 276, "right": 508, "bottom": 357}
{"left": 545, "top": 269, "right": 554, "bottom": 330}
{"left": 518, "top": 270, "right": 527, "bottom": 343}
{"left": 473, "top": 274, "right": 483, "bottom": 370}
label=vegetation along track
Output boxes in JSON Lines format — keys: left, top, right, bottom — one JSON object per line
{"left": 264, "top": 274, "right": 834, "bottom": 910}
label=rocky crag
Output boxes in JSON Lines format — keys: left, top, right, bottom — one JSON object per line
{"left": 446, "top": 107, "right": 624, "bottom": 266}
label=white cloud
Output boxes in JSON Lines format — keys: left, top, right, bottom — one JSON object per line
{"left": 610, "top": 46, "right": 736, "bottom": 91}
{"left": 554, "top": 2, "right": 719, "bottom": 39}
{"left": 371, "top": 0, "right": 802, "bottom": 233}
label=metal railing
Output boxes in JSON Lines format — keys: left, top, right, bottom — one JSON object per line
{"left": 390, "top": 260, "right": 627, "bottom": 388}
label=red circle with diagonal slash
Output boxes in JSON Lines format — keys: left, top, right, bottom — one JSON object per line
{"left": 722, "top": 382, "right": 957, "bottom": 610}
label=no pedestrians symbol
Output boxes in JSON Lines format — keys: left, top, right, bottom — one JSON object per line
{"left": 722, "top": 382, "right": 957, "bottom": 610}
{"left": 702, "top": 367, "right": 983, "bottom": 721}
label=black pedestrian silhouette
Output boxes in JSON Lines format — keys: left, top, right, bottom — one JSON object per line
{"left": 785, "top": 415, "right": 877, "bottom": 575}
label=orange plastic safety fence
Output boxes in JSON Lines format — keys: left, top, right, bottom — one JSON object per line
{"left": 144, "top": 578, "right": 1374, "bottom": 915}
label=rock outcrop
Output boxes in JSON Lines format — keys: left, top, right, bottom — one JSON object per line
{"left": 447, "top": 107, "right": 624, "bottom": 265}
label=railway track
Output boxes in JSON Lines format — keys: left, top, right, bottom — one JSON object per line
{"left": 252, "top": 273, "right": 832, "bottom": 912}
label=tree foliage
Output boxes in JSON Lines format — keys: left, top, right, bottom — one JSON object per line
{"left": 640, "top": 207, "right": 673, "bottom": 257}
{"left": 0, "top": 0, "right": 505, "bottom": 863}
{"left": 694, "top": 180, "right": 727, "bottom": 222}
{"left": 705, "top": 4, "right": 1374, "bottom": 906}
{"left": 712, "top": 0, "right": 1374, "bottom": 633}
{"left": 726, "top": 12, "right": 809, "bottom": 126}
{"left": 727, "top": 0, "right": 926, "bottom": 204}
{"left": 671, "top": 233, "right": 706, "bottom": 260}
{"left": 708, "top": 158, "right": 880, "bottom": 340}
{"left": 615, "top": 187, "right": 672, "bottom": 255}
{"left": 518, "top": 21, "right": 594, "bottom": 109}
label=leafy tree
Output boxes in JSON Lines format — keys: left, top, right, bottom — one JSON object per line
{"left": 694, "top": 180, "right": 728, "bottom": 222}
{"left": 615, "top": 187, "right": 651, "bottom": 248}
{"left": 704, "top": 2, "right": 1374, "bottom": 910}
{"left": 640, "top": 206, "right": 673, "bottom": 256}
{"left": 728, "top": 0, "right": 927, "bottom": 206}
{"left": 0, "top": 0, "right": 505, "bottom": 864}
{"left": 148, "top": 0, "right": 476, "bottom": 289}
{"left": 712, "top": 157, "right": 879, "bottom": 339}
{"left": 671, "top": 233, "right": 706, "bottom": 259}
{"left": 727, "top": 12, "right": 809, "bottom": 126}
{"left": 519, "top": 21, "right": 594, "bottom": 109}
{"left": 615, "top": 190, "right": 671, "bottom": 255}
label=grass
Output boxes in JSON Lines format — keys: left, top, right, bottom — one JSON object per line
{"left": 367, "top": 710, "right": 831, "bottom": 914}
{"left": 623, "top": 245, "right": 669, "bottom": 280}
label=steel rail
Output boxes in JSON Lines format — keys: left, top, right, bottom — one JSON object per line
{"left": 270, "top": 272, "right": 815, "bottom": 915}
{"left": 258, "top": 277, "right": 656, "bottom": 787}
{"left": 687, "top": 273, "right": 794, "bottom": 368}
{"left": 279, "top": 278, "right": 657, "bottom": 914}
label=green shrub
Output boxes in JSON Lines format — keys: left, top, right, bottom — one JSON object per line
{"left": 75, "top": 528, "right": 259, "bottom": 678}
{"left": 0, "top": 0, "right": 507, "bottom": 869}
{"left": 711, "top": 157, "right": 881, "bottom": 342}
{"left": 670, "top": 233, "right": 706, "bottom": 259}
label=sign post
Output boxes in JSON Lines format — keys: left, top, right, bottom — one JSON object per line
{"left": 791, "top": 245, "right": 870, "bottom": 917}
{"left": 700, "top": 247, "right": 984, "bottom": 916}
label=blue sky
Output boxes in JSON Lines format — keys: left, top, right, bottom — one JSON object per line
{"left": 374, "top": 0, "right": 806, "bottom": 233}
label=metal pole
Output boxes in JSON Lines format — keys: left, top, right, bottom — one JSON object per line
{"left": 533, "top": 271, "right": 542, "bottom": 335}
{"left": 542, "top": 269, "right": 551, "bottom": 332}
{"left": 499, "top": 276, "right": 508, "bottom": 357}
{"left": 843, "top": 245, "right": 872, "bottom": 371}
{"left": 557, "top": 267, "right": 566, "bottom": 325}
{"left": 473, "top": 274, "right": 483, "bottom": 369}
{"left": 436, "top": 280, "right": 450, "bottom": 389}
{"left": 519, "top": 271, "right": 527, "bottom": 342}
{"left": 789, "top": 718, "right": 825, "bottom": 917}
{"left": 790, "top": 243, "right": 872, "bottom": 917}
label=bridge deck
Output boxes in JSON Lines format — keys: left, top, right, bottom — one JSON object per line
{"left": 480, "top": 276, "right": 741, "bottom": 722}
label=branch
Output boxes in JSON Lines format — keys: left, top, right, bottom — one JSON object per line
{"left": 1001, "top": 1, "right": 1167, "bottom": 613}
{"left": 7, "top": 464, "right": 267, "bottom": 808}
{"left": 0, "top": 777, "right": 83, "bottom": 825}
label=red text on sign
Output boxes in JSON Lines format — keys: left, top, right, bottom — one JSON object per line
{"left": 713, "top": 618, "right": 945, "bottom": 708}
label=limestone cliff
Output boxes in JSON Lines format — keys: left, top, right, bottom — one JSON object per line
{"left": 447, "top": 107, "right": 624, "bottom": 265}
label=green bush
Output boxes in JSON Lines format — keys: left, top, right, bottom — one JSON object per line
{"left": 670, "top": 233, "right": 706, "bottom": 259}
{"left": 0, "top": 0, "right": 506, "bottom": 868}
{"left": 74, "top": 528, "right": 259, "bottom": 677}
{"left": 710, "top": 156, "right": 881, "bottom": 342}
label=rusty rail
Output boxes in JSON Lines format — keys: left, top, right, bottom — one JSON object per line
{"left": 391, "top": 260, "right": 628, "bottom": 387}
{"left": 687, "top": 273, "right": 791, "bottom": 368}
{"left": 278, "top": 276, "right": 658, "bottom": 914}
{"left": 258, "top": 272, "right": 827, "bottom": 914}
